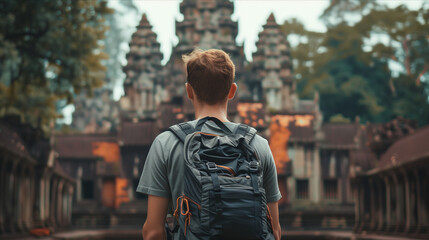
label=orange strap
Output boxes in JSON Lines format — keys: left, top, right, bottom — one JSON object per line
{"left": 173, "top": 195, "right": 183, "bottom": 220}
{"left": 180, "top": 197, "right": 192, "bottom": 236}
{"left": 173, "top": 195, "right": 195, "bottom": 237}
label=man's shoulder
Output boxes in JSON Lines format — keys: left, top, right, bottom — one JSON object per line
{"left": 153, "top": 120, "right": 199, "bottom": 143}
{"left": 153, "top": 128, "right": 182, "bottom": 146}
{"left": 251, "top": 134, "right": 269, "bottom": 151}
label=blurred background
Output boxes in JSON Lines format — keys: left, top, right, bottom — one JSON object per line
{"left": 0, "top": 0, "right": 428, "bottom": 239}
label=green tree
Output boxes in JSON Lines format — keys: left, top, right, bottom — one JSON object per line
{"left": 103, "top": 0, "right": 139, "bottom": 89}
{"left": 280, "top": 18, "right": 324, "bottom": 97}
{"left": 314, "top": 22, "right": 390, "bottom": 123}
{"left": 358, "top": 4, "right": 429, "bottom": 125}
{"left": 282, "top": 1, "right": 429, "bottom": 125}
{"left": 0, "top": 0, "right": 112, "bottom": 130}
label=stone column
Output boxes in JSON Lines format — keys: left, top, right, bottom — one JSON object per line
{"left": 410, "top": 169, "right": 418, "bottom": 232}
{"left": 383, "top": 176, "right": 392, "bottom": 232}
{"left": 369, "top": 178, "right": 377, "bottom": 230}
{"left": 22, "top": 166, "right": 32, "bottom": 231}
{"left": 5, "top": 160, "right": 16, "bottom": 233}
{"left": 403, "top": 170, "right": 412, "bottom": 232}
{"left": 17, "top": 163, "right": 26, "bottom": 232}
{"left": 415, "top": 169, "right": 423, "bottom": 232}
{"left": 425, "top": 167, "right": 429, "bottom": 234}
{"left": 61, "top": 185, "right": 67, "bottom": 227}
{"left": 11, "top": 161, "right": 20, "bottom": 233}
{"left": 56, "top": 180, "right": 64, "bottom": 227}
{"left": 357, "top": 180, "right": 368, "bottom": 231}
{"left": 42, "top": 169, "right": 52, "bottom": 227}
{"left": 28, "top": 167, "right": 36, "bottom": 230}
{"left": 392, "top": 173, "right": 405, "bottom": 232}
{"left": 61, "top": 184, "right": 68, "bottom": 227}
{"left": 340, "top": 154, "right": 349, "bottom": 204}
{"left": 312, "top": 143, "right": 321, "bottom": 203}
{"left": 43, "top": 171, "right": 50, "bottom": 227}
{"left": 49, "top": 177, "right": 58, "bottom": 228}
{"left": 0, "top": 156, "right": 8, "bottom": 234}
{"left": 76, "top": 166, "right": 82, "bottom": 201}
{"left": 68, "top": 184, "right": 74, "bottom": 226}
{"left": 376, "top": 178, "right": 385, "bottom": 231}
{"left": 33, "top": 167, "right": 43, "bottom": 227}
{"left": 353, "top": 180, "right": 361, "bottom": 232}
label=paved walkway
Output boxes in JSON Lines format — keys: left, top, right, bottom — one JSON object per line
{"left": 3, "top": 229, "right": 425, "bottom": 240}
{"left": 1, "top": 229, "right": 141, "bottom": 240}
{"left": 283, "top": 230, "right": 425, "bottom": 240}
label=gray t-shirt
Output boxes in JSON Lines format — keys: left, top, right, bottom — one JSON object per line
{"left": 137, "top": 120, "right": 282, "bottom": 211}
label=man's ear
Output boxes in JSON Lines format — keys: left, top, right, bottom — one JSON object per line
{"left": 186, "top": 83, "right": 194, "bottom": 100}
{"left": 227, "top": 83, "right": 237, "bottom": 100}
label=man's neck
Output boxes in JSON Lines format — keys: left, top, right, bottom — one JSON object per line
{"left": 194, "top": 101, "right": 229, "bottom": 122}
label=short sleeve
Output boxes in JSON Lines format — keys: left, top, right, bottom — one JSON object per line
{"left": 253, "top": 136, "right": 282, "bottom": 203}
{"left": 136, "top": 136, "right": 171, "bottom": 198}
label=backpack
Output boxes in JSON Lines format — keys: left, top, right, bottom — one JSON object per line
{"left": 168, "top": 117, "right": 274, "bottom": 240}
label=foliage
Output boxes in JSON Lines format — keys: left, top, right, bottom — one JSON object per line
{"left": 320, "top": 0, "right": 377, "bottom": 27}
{"left": 102, "top": 0, "right": 138, "bottom": 88}
{"left": 280, "top": 18, "right": 324, "bottom": 97}
{"left": 282, "top": 2, "right": 429, "bottom": 125}
{"left": 0, "top": 0, "right": 112, "bottom": 130}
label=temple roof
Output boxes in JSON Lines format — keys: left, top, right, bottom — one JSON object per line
{"left": 55, "top": 134, "right": 117, "bottom": 160}
{"left": 267, "top": 12, "right": 276, "bottom": 23}
{"left": 137, "top": 13, "right": 151, "bottom": 29}
{"left": 321, "top": 123, "right": 359, "bottom": 149}
{"left": 264, "top": 12, "right": 279, "bottom": 28}
{"left": 119, "top": 121, "right": 158, "bottom": 146}
{"left": 366, "top": 117, "right": 417, "bottom": 157}
{"left": 0, "top": 121, "right": 35, "bottom": 163}
{"left": 375, "top": 125, "right": 429, "bottom": 173}
{"left": 53, "top": 161, "right": 75, "bottom": 182}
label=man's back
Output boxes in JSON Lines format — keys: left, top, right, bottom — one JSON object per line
{"left": 137, "top": 119, "right": 281, "bottom": 215}
{"left": 140, "top": 49, "right": 281, "bottom": 240}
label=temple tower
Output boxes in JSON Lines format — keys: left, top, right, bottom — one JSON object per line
{"left": 120, "top": 14, "right": 163, "bottom": 119}
{"left": 252, "top": 13, "right": 295, "bottom": 111}
{"left": 164, "top": 0, "right": 243, "bottom": 102}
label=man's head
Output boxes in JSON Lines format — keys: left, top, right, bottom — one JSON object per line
{"left": 182, "top": 49, "right": 236, "bottom": 105}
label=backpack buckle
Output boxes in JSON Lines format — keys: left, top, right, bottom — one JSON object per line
{"left": 206, "top": 162, "right": 217, "bottom": 172}
{"left": 249, "top": 161, "right": 259, "bottom": 173}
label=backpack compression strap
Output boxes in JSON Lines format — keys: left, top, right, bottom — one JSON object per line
{"left": 235, "top": 124, "right": 257, "bottom": 145}
{"left": 169, "top": 121, "right": 257, "bottom": 144}
{"left": 168, "top": 122, "right": 194, "bottom": 143}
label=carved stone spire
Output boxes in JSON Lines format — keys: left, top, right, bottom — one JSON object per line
{"left": 120, "top": 13, "right": 163, "bottom": 118}
{"left": 162, "top": 0, "right": 242, "bottom": 102}
{"left": 251, "top": 12, "right": 294, "bottom": 111}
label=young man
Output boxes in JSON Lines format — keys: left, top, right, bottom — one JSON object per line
{"left": 137, "top": 49, "right": 282, "bottom": 240}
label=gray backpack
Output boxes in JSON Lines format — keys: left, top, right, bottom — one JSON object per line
{"left": 168, "top": 117, "right": 274, "bottom": 240}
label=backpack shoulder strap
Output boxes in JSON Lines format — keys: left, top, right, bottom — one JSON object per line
{"left": 168, "top": 122, "right": 195, "bottom": 143}
{"left": 235, "top": 124, "right": 257, "bottom": 145}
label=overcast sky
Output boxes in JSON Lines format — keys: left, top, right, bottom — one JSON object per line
{"left": 131, "top": 0, "right": 426, "bottom": 64}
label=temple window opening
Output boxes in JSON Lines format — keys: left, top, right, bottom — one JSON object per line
{"left": 296, "top": 179, "right": 309, "bottom": 200}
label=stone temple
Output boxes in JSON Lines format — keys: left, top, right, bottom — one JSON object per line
{"left": 2, "top": 0, "right": 429, "bottom": 239}
{"left": 67, "top": 0, "right": 358, "bottom": 227}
